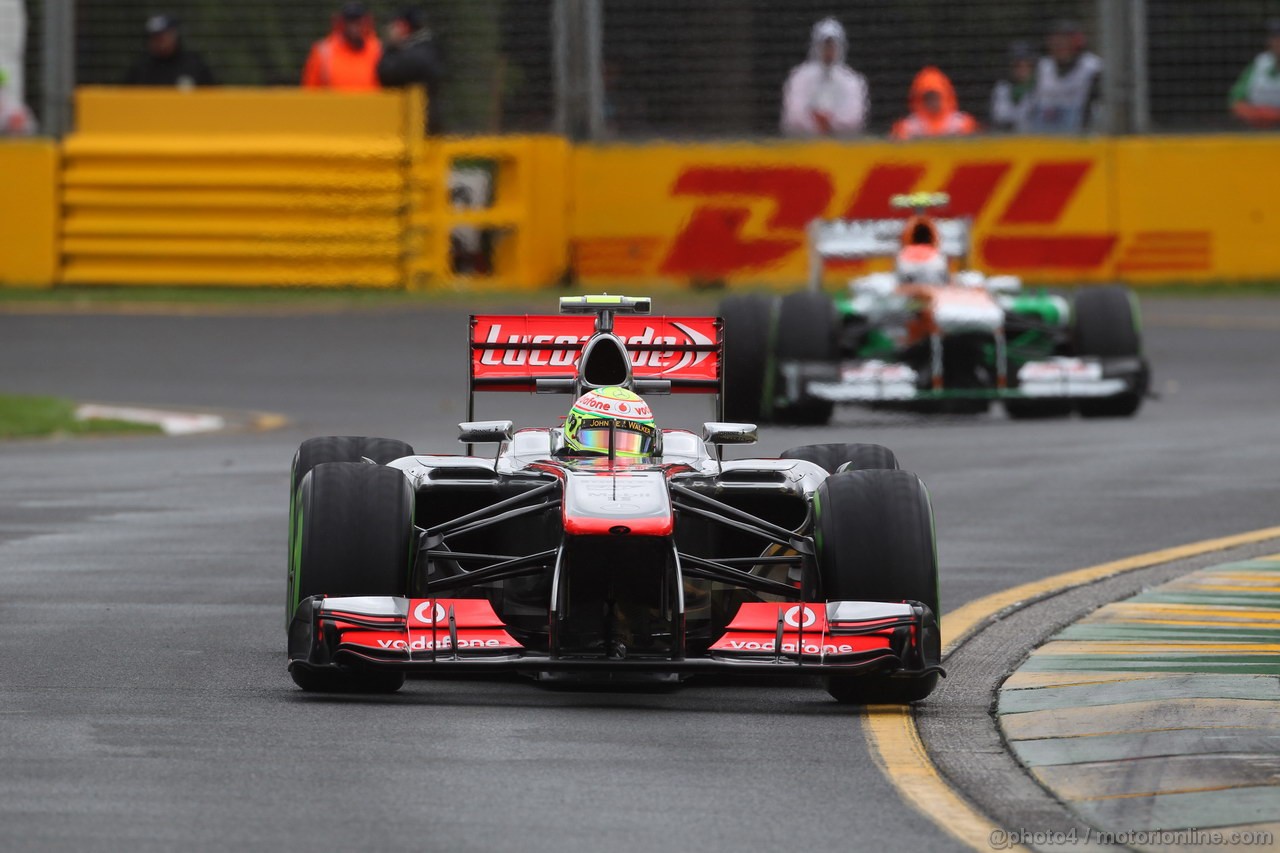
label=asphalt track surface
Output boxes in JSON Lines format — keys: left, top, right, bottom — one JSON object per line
{"left": 1, "top": 296, "right": 1278, "bottom": 852}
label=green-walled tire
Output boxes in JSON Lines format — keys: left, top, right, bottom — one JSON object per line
{"left": 288, "top": 436, "right": 414, "bottom": 626}
{"left": 289, "top": 462, "right": 414, "bottom": 694}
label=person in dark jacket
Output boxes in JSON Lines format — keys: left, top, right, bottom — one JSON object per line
{"left": 376, "top": 7, "right": 445, "bottom": 133}
{"left": 123, "top": 15, "right": 216, "bottom": 87}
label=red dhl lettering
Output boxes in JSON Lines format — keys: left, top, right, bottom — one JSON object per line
{"left": 659, "top": 160, "right": 1114, "bottom": 276}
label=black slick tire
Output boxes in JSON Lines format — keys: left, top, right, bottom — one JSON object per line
{"left": 772, "top": 291, "right": 838, "bottom": 425}
{"left": 288, "top": 436, "right": 415, "bottom": 624}
{"left": 289, "top": 462, "right": 414, "bottom": 693}
{"left": 1072, "top": 286, "right": 1146, "bottom": 418}
{"left": 291, "top": 436, "right": 416, "bottom": 499}
{"left": 814, "top": 469, "right": 940, "bottom": 704}
{"left": 781, "top": 443, "right": 899, "bottom": 474}
{"left": 719, "top": 294, "right": 774, "bottom": 423}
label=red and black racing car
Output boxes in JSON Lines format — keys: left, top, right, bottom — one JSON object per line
{"left": 286, "top": 295, "right": 943, "bottom": 703}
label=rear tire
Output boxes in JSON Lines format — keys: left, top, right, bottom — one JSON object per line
{"left": 773, "top": 291, "right": 838, "bottom": 425}
{"left": 292, "top": 436, "right": 416, "bottom": 499}
{"left": 782, "top": 443, "right": 899, "bottom": 475}
{"left": 719, "top": 294, "right": 774, "bottom": 423}
{"left": 1072, "top": 286, "right": 1146, "bottom": 418}
{"left": 814, "top": 469, "right": 940, "bottom": 704}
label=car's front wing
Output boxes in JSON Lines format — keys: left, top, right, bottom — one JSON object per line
{"left": 288, "top": 595, "right": 943, "bottom": 681}
{"left": 796, "top": 356, "right": 1147, "bottom": 403}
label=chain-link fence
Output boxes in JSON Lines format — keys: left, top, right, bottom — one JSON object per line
{"left": 23, "top": 0, "right": 553, "bottom": 134}
{"left": 602, "top": 0, "right": 1099, "bottom": 137}
{"left": 11, "top": 0, "right": 1280, "bottom": 138}
{"left": 1147, "top": 0, "right": 1280, "bottom": 131}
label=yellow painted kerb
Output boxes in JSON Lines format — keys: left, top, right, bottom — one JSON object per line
{"left": 862, "top": 525, "right": 1280, "bottom": 853}
{"left": 864, "top": 705, "right": 1033, "bottom": 852}
{"left": 943, "top": 526, "right": 1280, "bottom": 655}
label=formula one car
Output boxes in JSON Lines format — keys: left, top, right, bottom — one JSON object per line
{"left": 719, "top": 193, "right": 1151, "bottom": 424}
{"left": 287, "top": 295, "right": 942, "bottom": 703}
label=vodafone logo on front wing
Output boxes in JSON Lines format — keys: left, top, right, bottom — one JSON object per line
{"left": 784, "top": 605, "right": 818, "bottom": 629}
{"left": 413, "top": 601, "right": 446, "bottom": 625}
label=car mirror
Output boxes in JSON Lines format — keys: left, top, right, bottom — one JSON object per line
{"left": 458, "top": 420, "right": 514, "bottom": 444}
{"left": 701, "top": 422, "right": 758, "bottom": 445}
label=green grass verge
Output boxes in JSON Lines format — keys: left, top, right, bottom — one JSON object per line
{"left": 0, "top": 394, "right": 163, "bottom": 439}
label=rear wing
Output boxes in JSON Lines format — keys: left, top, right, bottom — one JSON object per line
{"left": 807, "top": 217, "right": 972, "bottom": 288}
{"left": 468, "top": 308, "right": 723, "bottom": 419}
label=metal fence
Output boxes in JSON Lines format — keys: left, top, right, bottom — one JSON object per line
{"left": 23, "top": 0, "right": 554, "bottom": 135}
{"left": 1147, "top": 0, "right": 1280, "bottom": 131}
{"left": 11, "top": 0, "right": 1280, "bottom": 138}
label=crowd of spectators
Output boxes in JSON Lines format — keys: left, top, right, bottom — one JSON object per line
{"left": 781, "top": 17, "right": 1103, "bottom": 139}
{"left": 4, "top": 7, "right": 1280, "bottom": 139}
{"left": 114, "top": 2, "right": 445, "bottom": 132}
{"left": 1229, "top": 18, "right": 1280, "bottom": 129}
{"left": 781, "top": 14, "right": 1280, "bottom": 139}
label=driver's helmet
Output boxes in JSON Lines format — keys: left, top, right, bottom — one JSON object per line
{"left": 563, "top": 386, "right": 660, "bottom": 459}
{"left": 895, "top": 244, "right": 949, "bottom": 285}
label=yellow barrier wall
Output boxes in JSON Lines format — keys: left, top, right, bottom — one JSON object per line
{"left": 61, "top": 87, "right": 418, "bottom": 287}
{"left": 407, "top": 135, "right": 568, "bottom": 290}
{"left": 13, "top": 93, "right": 1280, "bottom": 291}
{"left": 570, "top": 136, "right": 1280, "bottom": 286}
{"left": 58, "top": 88, "right": 567, "bottom": 289}
{"left": 0, "top": 140, "right": 59, "bottom": 287}
{"left": 1110, "top": 137, "right": 1280, "bottom": 283}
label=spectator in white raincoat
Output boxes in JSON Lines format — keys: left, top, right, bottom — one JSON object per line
{"left": 781, "top": 18, "right": 869, "bottom": 137}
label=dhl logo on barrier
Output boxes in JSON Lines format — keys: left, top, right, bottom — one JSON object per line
{"left": 571, "top": 144, "right": 1215, "bottom": 284}
{"left": 659, "top": 160, "right": 1116, "bottom": 276}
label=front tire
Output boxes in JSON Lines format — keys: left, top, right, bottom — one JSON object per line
{"left": 289, "top": 462, "right": 414, "bottom": 694}
{"left": 814, "top": 469, "right": 940, "bottom": 704}
{"left": 1072, "top": 286, "right": 1146, "bottom": 418}
{"left": 293, "top": 461, "right": 414, "bottom": 612}
{"left": 288, "top": 436, "right": 415, "bottom": 625}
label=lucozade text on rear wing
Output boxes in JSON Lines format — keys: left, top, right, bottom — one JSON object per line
{"left": 468, "top": 311, "right": 724, "bottom": 418}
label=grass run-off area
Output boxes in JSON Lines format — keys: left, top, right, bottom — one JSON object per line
{"left": 0, "top": 394, "right": 162, "bottom": 439}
